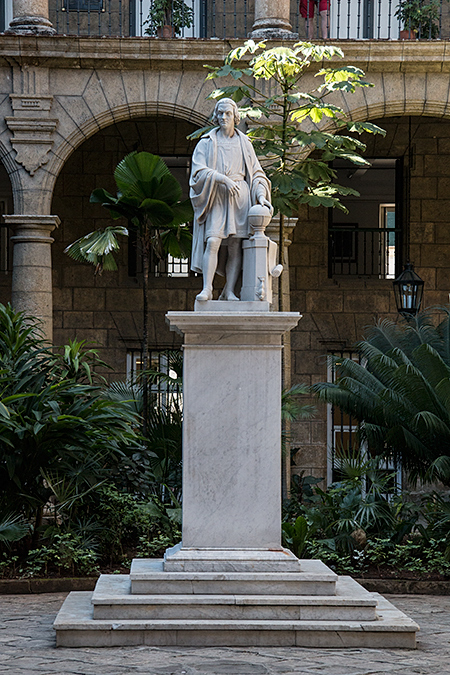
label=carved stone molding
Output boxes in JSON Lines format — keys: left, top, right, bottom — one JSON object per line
{"left": 6, "top": 95, "right": 58, "bottom": 176}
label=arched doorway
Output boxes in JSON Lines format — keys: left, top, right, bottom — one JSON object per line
{"left": 51, "top": 115, "right": 200, "bottom": 379}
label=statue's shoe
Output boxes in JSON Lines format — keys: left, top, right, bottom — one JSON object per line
{"left": 218, "top": 291, "right": 239, "bottom": 301}
{"left": 196, "top": 289, "right": 213, "bottom": 302}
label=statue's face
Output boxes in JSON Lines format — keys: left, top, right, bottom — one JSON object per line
{"left": 216, "top": 102, "right": 235, "bottom": 134}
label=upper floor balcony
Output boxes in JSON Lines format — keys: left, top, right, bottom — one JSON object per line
{"left": 2, "top": 0, "right": 450, "bottom": 40}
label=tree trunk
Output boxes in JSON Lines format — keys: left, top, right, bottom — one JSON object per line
{"left": 278, "top": 212, "right": 284, "bottom": 313}
{"left": 142, "top": 243, "right": 150, "bottom": 437}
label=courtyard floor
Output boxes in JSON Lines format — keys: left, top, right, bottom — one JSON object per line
{"left": 0, "top": 592, "right": 449, "bottom": 674}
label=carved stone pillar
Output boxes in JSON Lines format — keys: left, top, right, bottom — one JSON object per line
{"left": 6, "top": 0, "right": 55, "bottom": 35}
{"left": 3, "top": 215, "right": 60, "bottom": 342}
{"left": 251, "top": 0, "right": 298, "bottom": 39}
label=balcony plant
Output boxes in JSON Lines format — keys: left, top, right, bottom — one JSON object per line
{"left": 395, "top": 0, "right": 440, "bottom": 39}
{"left": 144, "top": 0, "right": 194, "bottom": 37}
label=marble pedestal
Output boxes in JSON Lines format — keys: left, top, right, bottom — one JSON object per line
{"left": 165, "top": 310, "right": 300, "bottom": 569}
{"left": 53, "top": 308, "right": 419, "bottom": 648}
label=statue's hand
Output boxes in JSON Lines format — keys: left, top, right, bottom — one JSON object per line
{"left": 219, "top": 175, "right": 240, "bottom": 196}
{"left": 258, "top": 196, "right": 274, "bottom": 214}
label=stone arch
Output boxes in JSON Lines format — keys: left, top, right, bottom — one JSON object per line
{"left": 41, "top": 102, "right": 208, "bottom": 213}
{"left": 336, "top": 71, "right": 450, "bottom": 126}
{"left": 0, "top": 141, "right": 23, "bottom": 212}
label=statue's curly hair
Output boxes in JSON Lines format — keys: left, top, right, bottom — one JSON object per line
{"left": 212, "top": 98, "right": 240, "bottom": 126}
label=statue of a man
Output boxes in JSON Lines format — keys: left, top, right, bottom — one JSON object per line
{"left": 190, "top": 98, "right": 272, "bottom": 302}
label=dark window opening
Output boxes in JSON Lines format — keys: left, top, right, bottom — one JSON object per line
{"left": 328, "top": 158, "right": 403, "bottom": 279}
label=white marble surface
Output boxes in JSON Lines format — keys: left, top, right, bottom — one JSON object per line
{"left": 194, "top": 300, "right": 270, "bottom": 312}
{"left": 129, "top": 558, "right": 338, "bottom": 596}
{"left": 91, "top": 573, "right": 377, "bottom": 622}
{"left": 163, "top": 546, "right": 302, "bottom": 572}
{"left": 54, "top": 588, "right": 419, "bottom": 648}
{"left": 166, "top": 311, "right": 300, "bottom": 551}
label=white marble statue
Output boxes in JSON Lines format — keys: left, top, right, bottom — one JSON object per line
{"left": 190, "top": 98, "right": 272, "bottom": 302}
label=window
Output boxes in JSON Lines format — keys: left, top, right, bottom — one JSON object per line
{"left": 329, "top": 0, "right": 400, "bottom": 39}
{"left": 126, "top": 349, "right": 182, "bottom": 412}
{"left": 131, "top": 0, "right": 201, "bottom": 37}
{"left": 329, "top": 159, "right": 402, "bottom": 278}
{"left": 1, "top": 0, "right": 12, "bottom": 31}
{"left": 327, "top": 350, "right": 401, "bottom": 494}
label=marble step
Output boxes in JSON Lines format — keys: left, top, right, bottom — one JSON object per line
{"left": 54, "top": 590, "right": 419, "bottom": 648}
{"left": 92, "top": 574, "right": 377, "bottom": 621}
{"left": 130, "top": 558, "right": 338, "bottom": 596}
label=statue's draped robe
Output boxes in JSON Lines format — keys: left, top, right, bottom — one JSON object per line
{"left": 190, "top": 128, "right": 271, "bottom": 274}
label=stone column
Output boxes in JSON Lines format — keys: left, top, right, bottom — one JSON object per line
{"left": 6, "top": 0, "right": 55, "bottom": 35}
{"left": 251, "top": 0, "right": 298, "bottom": 39}
{"left": 3, "top": 215, "right": 60, "bottom": 342}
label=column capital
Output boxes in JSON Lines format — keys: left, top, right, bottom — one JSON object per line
{"left": 4, "top": 214, "right": 60, "bottom": 245}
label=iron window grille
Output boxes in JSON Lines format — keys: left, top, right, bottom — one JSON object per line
{"left": 327, "top": 350, "right": 401, "bottom": 495}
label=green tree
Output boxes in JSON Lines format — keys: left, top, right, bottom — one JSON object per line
{"left": 192, "top": 39, "right": 385, "bottom": 308}
{"left": 64, "top": 152, "right": 193, "bottom": 433}
{"left": 313, "top": 307, "right": 450, "bottom": 485}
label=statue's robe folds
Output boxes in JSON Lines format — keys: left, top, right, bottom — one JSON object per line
{"left": 190, "top": 128, "right": 271, "bottom": 274}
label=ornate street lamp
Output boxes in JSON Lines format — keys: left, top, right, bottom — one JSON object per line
{"left": 393, "top": 262, "right": 424, "bottom": 316}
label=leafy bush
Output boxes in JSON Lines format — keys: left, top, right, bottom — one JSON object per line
{"left": 283, "top": 460, "right": 450, "bottom": 578}
{"left": 313, "top": 307, "right": 450, "bottom": 484}
{"left": 0, "top": 303, "right": 145, "bottom": 552}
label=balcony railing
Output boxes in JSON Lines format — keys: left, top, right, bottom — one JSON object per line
{"left": 2, "top": 0, "right": 448, "bottom": 39}
{"left": 328, "top": 226, "right": 402, "bottom": 278}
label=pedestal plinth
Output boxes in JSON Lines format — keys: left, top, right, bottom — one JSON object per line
{"left": 165, "top": 310, "right": 300, "bottom": 571}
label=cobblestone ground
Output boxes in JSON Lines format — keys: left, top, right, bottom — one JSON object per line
{"left": 0, "top": 593, "right": 449, "bottom": 674}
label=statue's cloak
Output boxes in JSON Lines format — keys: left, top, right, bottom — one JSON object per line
{"left": 190, "top": 128, "right": 271, "bottom": 274}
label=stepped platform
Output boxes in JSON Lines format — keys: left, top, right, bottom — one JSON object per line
{"left": 54, "top": 558, "right": 419, "bottom": 648}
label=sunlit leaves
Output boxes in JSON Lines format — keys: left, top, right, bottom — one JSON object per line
{"left": 347, "top": 121, "right": 386, "bottom": 136}
{"left": 200, "top": 39, "right": 385, "bottom": 216}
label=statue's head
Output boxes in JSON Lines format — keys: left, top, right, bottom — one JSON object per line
{"left": 212, "top": 98, "right": 240, "bottom": 127}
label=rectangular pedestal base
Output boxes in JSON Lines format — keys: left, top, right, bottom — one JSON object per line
{"left": 53, "top": 557, "right": 419, "bottom": 649}
{"left": 163, "top": 545, "right": 302, "bottom": 572}
{"left": 54, "top": 586, "right": 418, "bottom": 649}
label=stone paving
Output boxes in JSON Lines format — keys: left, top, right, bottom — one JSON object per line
{"left": 1, "top": 592, "right": 449, "bottom": 674}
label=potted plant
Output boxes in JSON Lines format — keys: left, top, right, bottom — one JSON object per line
{"left": 395, "top": 0, "right": 440, "bottom": 39}
{"left": 144, "top": 0, "right": 194, "bottom": 37}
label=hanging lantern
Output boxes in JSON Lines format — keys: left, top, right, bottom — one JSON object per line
{"left": 393, "top": 262, "right": 424, "bottom": 316}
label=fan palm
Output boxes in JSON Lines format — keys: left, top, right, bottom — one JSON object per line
{"left": 64, "top": 152, "right": 193, "bottom": 433}
{"left": 313, "top": 307, "right": 450, "bottom": 485}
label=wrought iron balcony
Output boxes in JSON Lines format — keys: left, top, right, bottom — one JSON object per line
{"left": 1, "top": 0, "right": 448, "bottom": 40}
{"left": 328, "top": 225, "right": 402, "bottom": 278}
